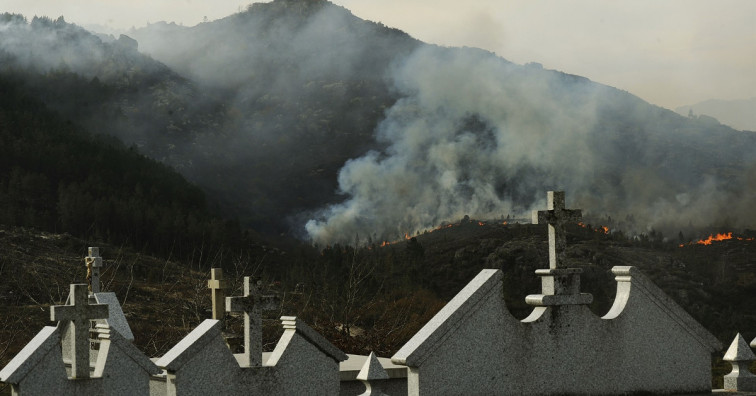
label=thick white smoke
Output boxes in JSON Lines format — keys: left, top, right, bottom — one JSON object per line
{"left": 306, "top": 46, "right": 604, "bottom": 245}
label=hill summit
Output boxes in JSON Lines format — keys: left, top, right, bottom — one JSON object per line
{"left": 2, "top": 4, "right": 756, "bottom": 244}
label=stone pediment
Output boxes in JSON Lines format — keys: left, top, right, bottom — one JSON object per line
{"left": 392, "top": 269, "right": 503, "bottom": 367}
{"left": 94, "top": 292, "right": 134, "bottom": 342}
{"left": 0, "top": 326, "right": 62, "bottom": 385}
{"left": 604, "top": 266, "right": 721, "bottom": 352}
{"left": 155, "top": 319, "right": 223, "bottom": 372}
{"left": 269, "top": 316, "right": 348, "bottom": 364}
{"left": 93, "top": 324, "right": 160, "bottom": 377}
{"left": 390, "top": 265, "right": 723, "bottom": 395}
{"left": 390, "top": 191, "right": 724, "bottom": 395}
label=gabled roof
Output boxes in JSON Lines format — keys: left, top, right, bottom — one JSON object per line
{"left": 392, "top": 269, "right": 503, "bottom": 366}
{"left": 94, "top": 292, "right": 134, "bottom": 341}
{"left": 95, "top": 324, "right": 160, "bottom": 375}
{"left": 155, "top": 319, "right": 222, "bottom": 371}
{"left": 279, "top": 316, "right": 348, "bottom": 362}
{"left": 0, "top": 326, "right": 60, "bottom": 384}
{"left": 609, "top": 266, "right": 722, "bottom": 352}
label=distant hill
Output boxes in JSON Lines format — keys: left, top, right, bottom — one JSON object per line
{"left": 129, "top": 0, "right": 756, "bottom": 243}
{"left": 129, "top": 0, "right": 422, "bottom": 233}
{"left": 0, "top": 65, "right": 246, "bottom": 260}
{"left": 3, "top": 2, "right": 756, "bottom": 245}
{"left": 0, "top": 13, "right": 227, "bottom": 168}
{"left": 676, "top": 98, "right": 756, "bottom": 132}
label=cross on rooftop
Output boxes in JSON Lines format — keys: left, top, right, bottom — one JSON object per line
{"left": 50, "top": 283, "right": 109, "bottom": 379}
{"left": 225, "top": 276, "right": 281, "bottom": 367}
{"left": 207, "top": 268, "right": 228, "bottom": 321}
{"left": 532, "top": 191, "right": 582, "bottom": 269}
{"left": 85, "top": 247, "right": 104, "bottom": 294}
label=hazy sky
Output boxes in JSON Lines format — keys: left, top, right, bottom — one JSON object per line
{"left": 4, "top": 0, "right": 755, "bottom": 109}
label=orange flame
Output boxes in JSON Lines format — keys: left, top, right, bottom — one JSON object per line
{"left": 679, "top": 232, "right": 755, "bottom": 247}
{"left": 478, "top": 221, "right": 485, "bottom": 226}
{"left": 577, "top": 222, "right": 608, "bottom": 234}
{"left": 696, "top": 232, "right": 733, "bottom": 245}
{"left": 680, "top": 232, "right": 755, "bottom": 247}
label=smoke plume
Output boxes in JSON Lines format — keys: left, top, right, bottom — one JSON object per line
{"left": 305, "top": 45, "right": 756, "bottom": 245}
{"left": 5, "top": 5, "right": 756, "bottom": 245}
{"left": 305, "top": 46, "right": 603, "bottom": 244}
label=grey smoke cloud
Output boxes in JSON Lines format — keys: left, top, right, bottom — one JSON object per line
{"left": 0, "top": 16, "right": 105, "bottom": 76}
{"left": 6, "top": 0, "right": 756, "bottom": 109}
{"left": 6, "top": 6, "right": 756, "bottom": 245}
{"left": 305, "top": 46, "right": 604, "bottom": 244}
{"left": 305, "top": 44, "right": 756, "bottom": 245}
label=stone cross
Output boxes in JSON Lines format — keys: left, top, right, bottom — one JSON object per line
{"left": 225, "top": 277, "right": 281, "bottom": 367}
{"left": 527, "top": 191, "right": 592, "bottom": 306}
{"left": 207, "top": 268, "right": 227, "bottom": 321}
{"left": 85, "top": 247, "right": 104, "bottom": 294}
{"left": 532, "top": 191, "right": 582, "bottom": 269}
{"left": 51, "top": 284, "right": 109, "bottom": 379}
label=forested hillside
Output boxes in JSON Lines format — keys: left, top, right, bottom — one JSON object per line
{"left": 0, "top": 74, "right": 244, "bottom": 259}
{"left": 130, "top": 0, "right": 422, "bottom": 232}
{"left": 121, "top": 1, "right": 756, "bottom": 243}
{"left": 4, "top": 3, "right": 756, "bottom": 244}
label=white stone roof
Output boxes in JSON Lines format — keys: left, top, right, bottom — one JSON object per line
{"left": 95, "top": 324, "right": 160, "bottom": 375}
{"left": 280, "top": 316, "right": 348, "bottom": 362}
{"left": 392, "top": 265, "right": 722, "bottom": 369}
{"left": 609, "top": 266, "right": 722, "bottom": 352}
{"left": 391, "top": 269, "right": 502, "bottom": 366}
{"left": 94, "top": 292, "right": 134, "bottom": 341}
{"left": 0, "top": 326, "right": 60, "bottom": 384}
{"left": 155, "top": 319, "right": 222, "bottom": 371}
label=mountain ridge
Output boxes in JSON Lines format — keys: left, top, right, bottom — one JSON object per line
{"left": 676, "top": 97, "right": 756, "bottom": 132}
{"left": 2, "top": 4, "right": 756, "bottom": 244}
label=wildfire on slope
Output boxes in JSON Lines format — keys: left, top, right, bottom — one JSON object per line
{"left": 697, "top": 232, "right": 733, "bottom": 245}
{"left": 578, "top": 222, "right": 610, "bottom": 234}
{"left": 678, "top": 232, "right": 755, "bottom": 247}
{"left": 374, "top": 218, "right": 508, "bottom": 248}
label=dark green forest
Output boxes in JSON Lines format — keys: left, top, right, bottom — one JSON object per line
{"left": 0, "top": 75, "right": 243, "bottom": 259}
